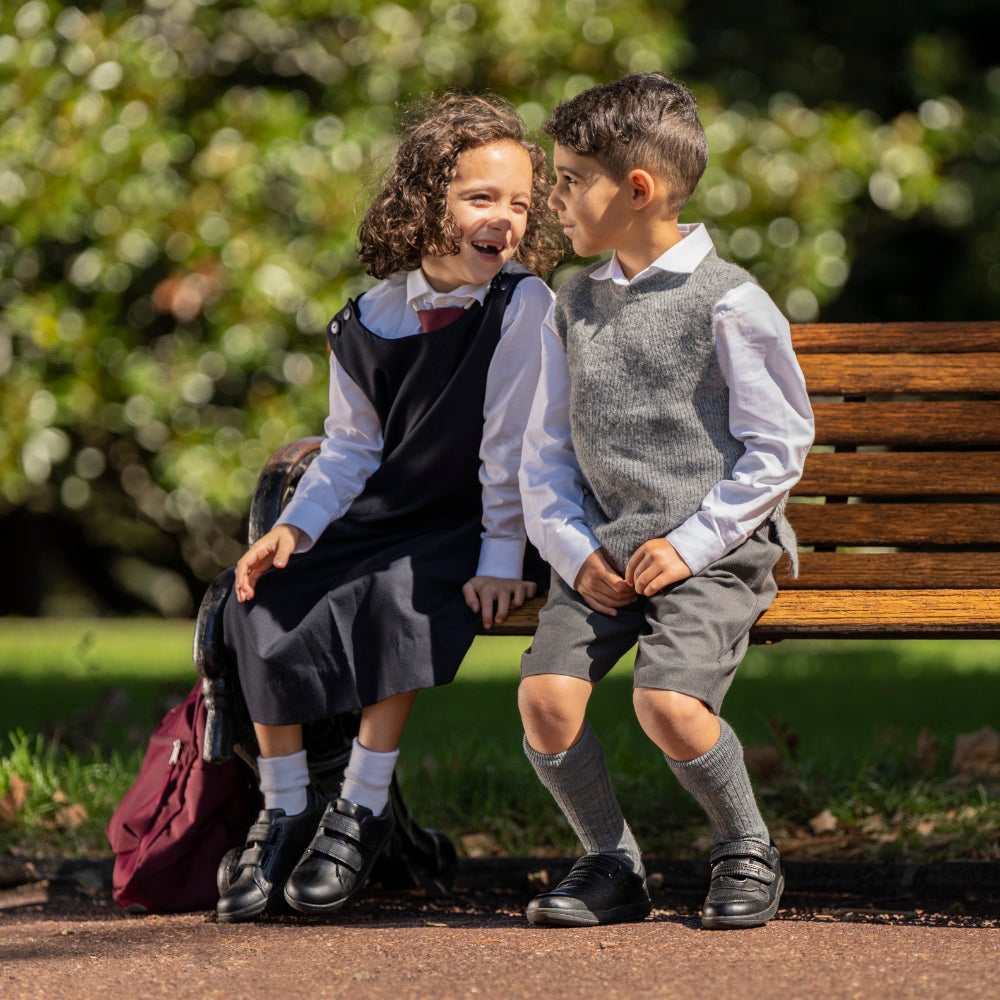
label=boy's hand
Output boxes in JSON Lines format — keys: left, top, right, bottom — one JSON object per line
{"left": 573, "top": 548, "right": 637, "bottom": 616}
{"left": 625, "top": 538, "right": 691, "bottom": 597}
{"left": 235, "top": 524, "right": 304, "bottom": 602}
{"left": 462, "top": 576, "right": 539, "bottom": 630}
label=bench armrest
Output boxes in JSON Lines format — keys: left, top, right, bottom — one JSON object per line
{"left": 248, "top": 436, "right": 324, "bottom": 543}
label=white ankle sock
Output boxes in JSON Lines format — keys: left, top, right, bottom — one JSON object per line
{"left": 339, "top": 738, "right": 398, "bottom": 815}
{"left": 257, "top": 749, "right": 309, "bottom": 815}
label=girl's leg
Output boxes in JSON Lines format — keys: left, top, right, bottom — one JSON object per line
{"left": 255, "top": 723, "right": 309, "bottom": 816}
{"left": 217, "top": 721, "right": 323, "bottom": 924}
{"left": 340, "top": 690, "right": 418, "bottom": 815}
{"left": 283, "top": 690, "right": 418, "bottom": 915}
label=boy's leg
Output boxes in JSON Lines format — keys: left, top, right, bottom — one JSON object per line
{"left": 519, "top": 575, "right": 652, "bottom": 927}
{"left": 217, "top": 723, "right": 325, "bottom": 923}
{"left": 665, "top": 715, "right": 782, "bottom": 929}
{"left": 631, "top": 525, "right": 785, "bottom": 929}
{"left": 283, "top": 691, "right": 415, "bottom": 915}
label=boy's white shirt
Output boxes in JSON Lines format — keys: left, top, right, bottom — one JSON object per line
{"left": 519, "top": 223, "right": 815, "bottom": 588}
{"left": 276, "top": 264, "right": 554, "bottom": 580}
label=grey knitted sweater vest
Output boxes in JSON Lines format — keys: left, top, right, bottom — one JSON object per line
{"left": 553, "top": 249, "right": 797, "bottom": 575}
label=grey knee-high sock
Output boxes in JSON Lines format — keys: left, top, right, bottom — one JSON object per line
{"left": 523, "top": 721, "right": 644, "bottom": 875}
{"left": 666, "top": 718, "right": 769, "bottom": 846}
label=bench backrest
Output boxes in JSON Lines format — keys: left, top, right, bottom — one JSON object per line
{"left": 784, "top": 321, "right": 1000, "bottom": 592}
{"left": 248, "top": 321, "right": 1000, "bottom": 640}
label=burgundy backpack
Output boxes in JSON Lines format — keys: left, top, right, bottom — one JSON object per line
{"left": 106, "top": 681, "right": 258, "bottom": 912}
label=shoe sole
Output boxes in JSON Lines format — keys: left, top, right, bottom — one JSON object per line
{"left": 216, "top": 895, "right": 269, "bottom": 924}
{"left": 526, "top": 900, "right": 652, "bottom": 927}
{"left": 284, "top": 883, "right": 363, "bottom": 916}
{"left": 700, "top": 874, "right": 785, "bottom": 930}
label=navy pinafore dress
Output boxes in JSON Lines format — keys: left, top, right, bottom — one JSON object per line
{"left": 223, "top": 271, "right": 529, "bottom": 727}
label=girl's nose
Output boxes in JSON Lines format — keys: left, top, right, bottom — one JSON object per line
{"left": 548, "top": 187, "right": 563, "bottom": 212}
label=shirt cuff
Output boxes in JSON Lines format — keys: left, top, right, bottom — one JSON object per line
{"left": 476, "top": 536, "right": 527, "bottom": 580}
{"left": 665, "top": 516, "right": 731, "bottom": 577}
{"left": 550, "top": 523, "right": 602, "bottom": 589}
{"left": 274, "top": 499, "right": 331, "bottom": 554}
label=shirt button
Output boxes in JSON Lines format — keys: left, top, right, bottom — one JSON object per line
{"left": 329, "top": 320, "right": 340, "bottom": 335}
{"left": 343, "top": 307, "right": 352, "bottom": 321}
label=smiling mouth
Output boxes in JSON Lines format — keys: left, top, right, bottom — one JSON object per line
{"left": 472, "top": 242, "right": 503, "bottom": 258}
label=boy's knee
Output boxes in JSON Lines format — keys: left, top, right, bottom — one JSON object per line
{"left": 633, "top": 686, "right": 708, "bottom": 728}
{"left": 518, "top": 674, "right": 590, "bottom": 751}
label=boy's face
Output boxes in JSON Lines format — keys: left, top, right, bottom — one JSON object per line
{"left": 548, "top": 143, "right": 632, "bottom": 260}
{"left": 421, "top": 139, "right": 533, "bottom": 292}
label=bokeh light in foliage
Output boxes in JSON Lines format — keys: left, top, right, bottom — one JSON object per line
{"left": 1, "top": 0, "right": 997, "bottom": 613}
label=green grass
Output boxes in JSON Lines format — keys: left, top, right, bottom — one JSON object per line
{"left": 1, "top": 619, "right": 998, "bottom": 863}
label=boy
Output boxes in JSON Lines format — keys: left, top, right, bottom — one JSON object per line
{"left": 517, "top": 73, "right": 814, "bottom": 929}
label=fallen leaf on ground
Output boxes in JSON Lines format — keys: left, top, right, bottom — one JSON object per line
{"left": 0, "top": 775, "right": 31, "bottom": 822}
{"left": 54, "top": 803, "right": 89, "bottom": 830}
{"left": 460, "top": 832, "right": 505, "bottom": 857}
{"left": 809, "top": 808, "right": 838, "bottom": 834}
{"left": 951, "top": 726, "right": 1000, "bottom": 775}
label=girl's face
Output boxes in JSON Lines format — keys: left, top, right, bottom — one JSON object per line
{"left": 421, "top": 139, "right": 533, "bottom": 292}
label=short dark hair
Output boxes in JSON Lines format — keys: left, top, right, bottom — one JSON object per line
{"left": 358, "top": 92, "right": 564, "bottom": 279}
{"left": 542, "top": 73, "right": 708, "bottom": 218}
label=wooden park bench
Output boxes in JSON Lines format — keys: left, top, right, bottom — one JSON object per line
{"left": 193, "top": 319, "right": 1000, "bottom": 884}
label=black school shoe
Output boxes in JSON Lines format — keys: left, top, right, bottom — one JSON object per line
{"left": 216, "top": 784, "right": 325, "bottom": 923}
{"left": 700, "top": 838, "right": 784, "bottom": 930}
{"left": 526, "top": 853, "right": 652, "bottom": 927}
{"left": 283, "top": 797, "right": 395, "bottom": 915}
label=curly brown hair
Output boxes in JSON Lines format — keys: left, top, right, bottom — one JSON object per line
{"left": 358, "top": 92, "right": 565, "bottom": 279}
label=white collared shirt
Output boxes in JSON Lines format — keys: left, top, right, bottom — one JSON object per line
{"left": 519, "top": 223, "right": 815, "bottom": 587}
{"left": 277, "top": 264, "right": 554, "bottom": 579}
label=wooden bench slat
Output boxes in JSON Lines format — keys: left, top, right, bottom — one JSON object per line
{"left": 786, "top": 502, "right": 1000, "bottom": 545}
{"left": 749, "top": 589, "right": 1000, "bottom": 640}
{"left": 798, "top": 354, "right": 1000, "bottom": 395}
{"left": 795, "top": 452, "right": 1000, "bottom": 496}
{"left": 777, "top": 552, "right": 1000, "bottom": 589}
{"left": 812, "top": 401, "right": 1000, "bottom": 446}
{"left": 489, "top": 589, "right": 1000, "bottom": 639}
{"left": 792, "top": 322, "right": 1000, "bottom": 354}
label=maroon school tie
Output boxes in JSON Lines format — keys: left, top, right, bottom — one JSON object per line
{"left": 416, "top": 306, "right": 467, "bottom": 332}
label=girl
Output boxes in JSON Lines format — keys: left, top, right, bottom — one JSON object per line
{"left": 216, "top": 93, "right": 562, "bottom": 923}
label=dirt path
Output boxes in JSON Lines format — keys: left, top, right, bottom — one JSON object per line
{"left": 2, "top": 860, "right": 997, "bottom": 1000}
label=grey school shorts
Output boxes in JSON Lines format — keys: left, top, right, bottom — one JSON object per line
{"left": 520, "top": 523, "right": 783, "bottom": 714}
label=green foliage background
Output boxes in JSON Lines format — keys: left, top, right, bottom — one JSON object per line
{"left": 2, "top": 0, "right": 999, "bottom": 615}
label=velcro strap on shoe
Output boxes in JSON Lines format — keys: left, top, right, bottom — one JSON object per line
{"left": 247, "top": 822, "right": 273, "bottom": 843}
{"left": 711, "top": 858, "right": 776, "bottom": 885}
{"left": 320, "top": 810, "right": 362, "bottom": 842}
{"left": 310, "top": 833, "right": 363, "bottom": 872}
{"left": 237, "top": 845, "right": 264, "bottom": 869}
{"left": 710, "top": 838, "right": 774, "bottom": 867}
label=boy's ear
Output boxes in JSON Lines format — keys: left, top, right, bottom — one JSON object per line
{"left": 628, "top": 169, "right": 656, "bottom": 210}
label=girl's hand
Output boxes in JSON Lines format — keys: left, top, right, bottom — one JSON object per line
{"left": 625, "top": 538, "right": 692, "bottom": 597}
{"left": 573, "top": 548, "right": 637, "bottom": 616}
{"left": 462, "top": 576, "right": 539, "bottom": 630}
{"left": 234, "top": 524, "right": 304, "bottom": 602}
